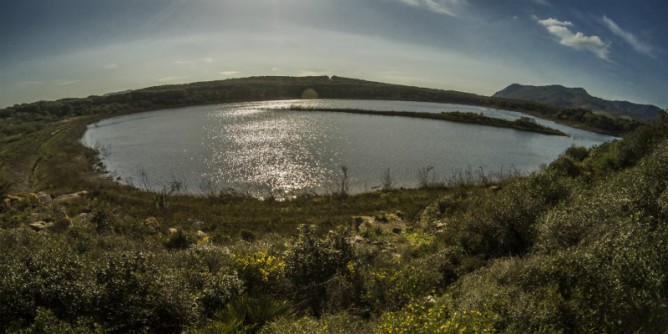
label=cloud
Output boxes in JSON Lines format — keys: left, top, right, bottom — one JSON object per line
{"left": 530, "top": 0, "right": 550, "bottom": 6}
{"left": 19, "top": 81, "right": 46, "bottom": 86}
{"left": 394, "top": 0, "right": 465, "bottom": 17}
{"left": 219, "top": 71, "right": 238, "bottom": 76}
{"left": 157, "top": 76, "right": 179, "bottom": 83}
{"left": 602, "top": 16, "right": 656, "bottom": 58}
{"left": 55, "top": 80, "right": 81, "bottom": 86}
{"left": 103, "top": 63, "right": 118, "bottom": 69}
{"left": 203, "top": 57, "right": 214, "bottom": 63}
{"left": 297, "top": 69, "right": 330, "bottom": 77}
{"left": 537, "top": 17, "right": 610, "bottom": 61}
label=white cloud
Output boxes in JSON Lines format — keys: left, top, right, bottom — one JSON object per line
{"left": 203, "top": 57, "right": 214, "bottom": 63}
{"left": 55, "top": 80, "right": 81, "bottom": 86}
{"left": 602, "top": 16, "right": 656, "bottom": 58}
{"left": 530, "top": 0, "right": 550, "bottom": 6}
{"left": 537, "top": 17, "right": 610, "bottom": 61}
{"left": 19, "top": 81, "right": 46, "bottom": 86}
{"left": 219, "top": 71, "right": 238, "bottom": 76}
{"left": 103, "top": 63, "right": 118, "bottom": 69}
{"left": 158, "top": 76, "right": 179, "bottom": 82}
{"left": 393, "top": 0, "right": 465, "bottom": 17}
{"left": 297, "top": 69, "right": 330, "bottom": 77}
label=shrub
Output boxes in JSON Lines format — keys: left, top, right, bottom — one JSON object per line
{"left": 203, "top": 295, "right": 294, "bottom": 334}
{"left": 376, "top": 296, "right": 496, "bottom": 334}
{"left": 165, "top": 229, "right": 194, "bottom": 250}
{"left": 0, "top": 230, "right": 96, "bottom": 331}
{"left": 235, "top": 251, "right": 286, "bottom": 294}
{"left": 200, "top": 271, "right": 245, "bottom": 317}
{"left": 17, "top": 307, "right": 99, "bottom": 334}
{"left": 95, "top": 251, "right": 200, "bottom": 333}
{"left": 241, "top": 229, "right": 257, "bottom": 242}
{"left": 284, "top": 225, "right": 355, "bottom": 315}
{"left": 364, "top": 257, "right": 442, "bottom": 312}
{"left": 259, "top": 312, "right": 371, "bottom": 334}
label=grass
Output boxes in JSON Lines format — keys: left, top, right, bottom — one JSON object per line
{"left": 0, "top": 113, "right": 451, "bottom": 237}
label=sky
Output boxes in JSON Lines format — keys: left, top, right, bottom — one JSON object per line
{"left": 1, "top": 0, "right": 667, "bottom": 108}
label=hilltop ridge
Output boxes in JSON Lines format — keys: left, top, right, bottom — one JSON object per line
{"left": 494, "top": 83, "right": 664, "bottom": 121}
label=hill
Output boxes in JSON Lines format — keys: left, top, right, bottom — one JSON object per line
{"left": 1, "top": 76, "right": 668, "bottom": 332}
{"left": 493, "top": 83, "right": 664, "bottom": 121}
{"left": 1, "top": 94, "right": 668, "bottom": 332}
{"left": 0, "top": 76, "right": 641, "bottom": 139}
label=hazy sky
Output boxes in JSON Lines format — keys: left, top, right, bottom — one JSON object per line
{"left": 1, "top": 0, "right": 667, "bottom": 108}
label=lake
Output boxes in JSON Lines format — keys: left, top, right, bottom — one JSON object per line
{"left": 81, "top": 99, "right": 615, "bottom": 198}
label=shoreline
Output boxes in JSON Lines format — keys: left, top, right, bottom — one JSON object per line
{"left": 281, "top": 106, "right": 568, "bottom": 136}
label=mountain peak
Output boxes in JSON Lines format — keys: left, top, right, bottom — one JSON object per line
{"left": 493, "top": 83, "right": 661, "bottom": 121}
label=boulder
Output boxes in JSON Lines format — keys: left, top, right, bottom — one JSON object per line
{"left": 51, "top": 209, "right": 72, "bottom": 230}
{"left": 29, "top": 221, "right": 54, "bottom": 231}
{"left": 3, "top": 193, "right": 38, "bottom": 208}
{"left": 143, "top": 217, "right": 160, "bottom": 233}
{"left": 36, "top": 192, "right": 52, "bottom": 205}
{"left": 187, "top": 218, "right": 205, "bottom": 228}
{"left": 54, "top": 191, "right": 88, "bottom": 204}
{"left": 196, "top": 230, "right": 209, "bottom": 240}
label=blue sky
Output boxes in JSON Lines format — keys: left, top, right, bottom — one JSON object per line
{"left": 1, "top": 0, "right": 666, "bottom": 108}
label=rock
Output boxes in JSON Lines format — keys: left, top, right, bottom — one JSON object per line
{"left": 168, "top": 227, "right": 178, "bottom": 235}
{"left": 3, "top": 193, "right": 38, "bottom": 208}
{"left": 143, "top": 217, "right": 160, "bottom": 233}
{"left": 36, "top": 192, "right": 52, "bottom": 205}
{"left": 54, "top": 191, "right": 88, "bottom": 204}
{"left": 51, "top": 209, "right": 72, "bottom": 230}
{"left": 77, "top": 213, "right": 90, "bottom": 220}
{"left": 434, "top": 222, "right": 447, "bottom": 232}
{"left": 188, "top": 218, "right": 205, "bottom": 228}
{"left": 375, "top": 215, "right": 389, "bottom": 223}
{"left": 196, "top": 230, "right": 209, "bottom": 240}
{"left": 29, "top": 221, "right": 54, "bottom": 231}
{"left": 424, "top": 295, "right": 437, "bottom": 305}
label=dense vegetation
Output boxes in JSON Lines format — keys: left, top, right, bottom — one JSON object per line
{"left": 284, "top": 107, "right": 567, "bottom": 136}
{"left": 1, "top": 77, "right": 666, "bottom": 333}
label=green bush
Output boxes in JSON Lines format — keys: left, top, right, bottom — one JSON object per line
{"left": 284, "top": 225, "right": 356, "bottom": 315}
{"left": 235, "top": 251, "right": 286, "bottom": 295}
{"left": 0, "top": 230, "right": 96, "bottom": 331}
{"left": 441, "top": 171, "right": 572, "bottom": 262}
{"left": 165, "top": 229, "right": 194, "bottom": 250}
{"left": 95, "top": 251, "right": 200, "bottom": 333}
{"left": 364, "top": 256, "right": 442, "bottom": 312}
{"left": 376, "top": 295, "right": 496, "bottom": 334}
{"left": 203, "top": 295, "right": 294, "bottom": 334}
{"left": 259, "top": 312, "right": 371, "bottom": 334}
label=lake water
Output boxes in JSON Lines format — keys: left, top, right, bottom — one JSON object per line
{"left": 82, "top": 99, "right": 615, "bottom": 197}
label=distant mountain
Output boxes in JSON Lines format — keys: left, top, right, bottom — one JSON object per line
{"left": 493, "top": 83, "right": 664, "bottom": 121}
